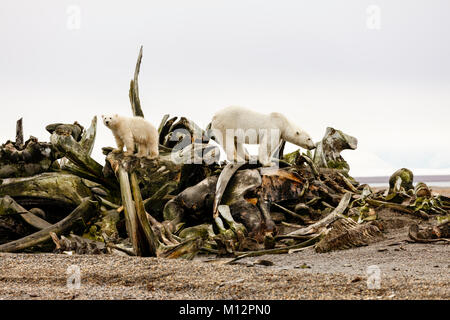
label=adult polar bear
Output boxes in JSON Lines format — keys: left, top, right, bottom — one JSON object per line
{"left": 210, "top": 106, "right": 316, "bottom": 166}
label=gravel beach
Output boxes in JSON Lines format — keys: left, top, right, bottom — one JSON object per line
{"left": 0, "top": 187, "right": 448, "bottom": 300}
{"left": 0, "top": 240, "right": 448, "bottom": 300}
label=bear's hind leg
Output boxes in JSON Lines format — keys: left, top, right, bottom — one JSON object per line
{"left": 258, "top": 134, "right": 275, "bottom": 167}
{"left": 235, "top": 142, "right": 248, "bottom": 164}
{"left": 147, "top": 142, "right": 159, "bottom": 160}
{"left": 223, "top": 135, "right": 238, "bottom": 163}
{"left": 136, "top": 143, "right": 147, "bottom": 157}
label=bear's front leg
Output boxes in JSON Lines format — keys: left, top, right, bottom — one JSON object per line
{"left": 235, "top": 142, "right": 248, "bottom": 164}
{"left": 259, "top": 155, "right": 275, "bottom": 167}
{"left": 222, "top": 135, "right": 238, "bottom": 163}
{"left": 112, "top": 135, "right": 124, "bottom": 154}
{"left": 123, "top": 134, "right": 135, "bottom": 156}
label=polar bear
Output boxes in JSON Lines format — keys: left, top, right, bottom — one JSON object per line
{"left": 209, "top": 106, "right": 315, "bottom": 166}
{"left": 102, "top": 114, "right": 159, "bottom": 159}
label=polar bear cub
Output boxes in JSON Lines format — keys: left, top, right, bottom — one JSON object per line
{"left": 102, "top": 114, "right": 159, "bottom": 159}
{"left": 210, "top": 106, "right": 315, "bottom": 166}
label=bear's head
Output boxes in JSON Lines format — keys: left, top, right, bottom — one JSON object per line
{"left": 101, "top": 114, "right": 118, "bottom": 129}
{"left": 283, "top": 121, "right": 316, "bottom": 150}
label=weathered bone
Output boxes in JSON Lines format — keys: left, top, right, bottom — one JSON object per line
{"left": 213, "top": 162, "right": 246, "bottom": 218}
{"left": 0, "top": 198, "right": 98, "bottom": 253}
{"left": 287, "top": 192, "right": 352, "bottom": 236}
{"left": 313, "top": 127, "right": 357, "bottom": 172}
{"left": 129, "top": 45, "right": 144, "bottom": 118}
{"left": 0, "top": 195, "right": 51, "bottom": 230}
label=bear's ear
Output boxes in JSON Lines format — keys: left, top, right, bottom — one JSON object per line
{"left": 114, "top": 114, "right": 118, "bottom": 118}
{"left": 101, "top": 115, "right": 105, "bottom": 119}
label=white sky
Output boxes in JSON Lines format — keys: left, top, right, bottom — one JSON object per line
{"left": 1, "top": 0, "right": 449, "bottom": 176}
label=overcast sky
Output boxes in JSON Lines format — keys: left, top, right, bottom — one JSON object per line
{"left": 1, "top": 0, "right": 449, "bottom": 176}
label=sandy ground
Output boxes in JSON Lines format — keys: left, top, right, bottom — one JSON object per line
{"left": 0, "top": 187, "right": 448, "bottom": 300}
{"left": 430, "top": 187, "right": 450, "bottom": 197}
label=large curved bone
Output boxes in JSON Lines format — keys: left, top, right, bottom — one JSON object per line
{"left": 220, "top": 169, "right": 268, "bottom": 239}
{"left": 130, "top": 172, "right": 160, "bottom": 256}
{"left": 59, "top": 117, "right": 100, "bottom": 179}
{"left": 0, "top": 197, "right": 98, "bottom": 253}
{"left": 159, "top": 116, "right": 178, "bottom": 145}
{"left": 213, "top": 162, "right": 245, "bottom": 218}
{"left": 287, "top": 192, "right": 352, "bottom": 236}
{"left": 162, "top": 117, "right": 209, "bottom": 149}
{"left": 129, "top": 45, "right": 144, "bottom": 118}
{"left": 0, "top": 172, "right": 91, "bottom": 207}
{"left": 171, "top": 143, "right": 220, "bottom": 165}
{"left": 0, "top": 195, "right": 51, "bottom": 230}
{"left": 118, "top": 166, "right": 141, "bottom": 255}
{"left": 79, "top": 116, "right": 97, "bottom": 156}
{"left": 163, "top": 175, "right": 219, "bottom": 226}
{"left": 50, "top": 132, "right": 104, "bottom": 178}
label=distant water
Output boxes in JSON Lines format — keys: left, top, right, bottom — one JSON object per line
{"left": 354, "top": 175, "right": 450, "bottom": 188}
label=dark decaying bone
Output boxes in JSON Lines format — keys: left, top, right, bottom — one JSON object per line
{"left": 106, "top": 152, "right": 182, "bottom": 201}
{"left": 408, "top": 221, "right": 450, "bottom": 243}
{"left": 213, "top": 162, "right": 245, "bottom": 218}
{"left": 15, "top": 118, "right": 24, "bottom": 148}
{"left": 51, "top": 131, "right": 103, "bottom": 182}
{"left": 0, "top": 195, "right": 51, "bottom": 230}
{"left": 315, "top": 219, "right": 384, "bottom": 253}
{"left": 46, "top": 122, "right": 84, "bottom": 142}
{"left": 221, "top": 169, "right": 267, "bottom": 239}
{"left": 0, "top": 137, "right": 60, "bottom": 178}
{"left": 0, "top": 198, "right": 98, "bottom": 253}
{"left": 0, "top": 173, "right": 92, "bottom": 210}
{"left": 50, "top": 232, "right": 108, "bottom": 255}
{"left": 163, "top": 175, "right": 219, "bottom": 227}
{"left": 159, "top": 116, "right": 209, "bottom": 150}
{"left": 164, "top": 167, "right": 313, "bottom": 241}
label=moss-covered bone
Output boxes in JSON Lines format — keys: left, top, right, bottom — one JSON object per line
{"left": 415, "top": 182, "right": 431, "bottom": 198}
{"left": 106, "top": 152, "right": 183, "bottom": 201}
{"left": 389, "top": 168, "right": 414, "bottom": 191}
{"left": 179, "top": 223, "right": 215, "bottom": 240}
{"left": 217, "top": 205, "right": 247, "bottom": 236}
{"left": 312, "top": 127, "right": 358, "bottom": 172}
{"left": 50, "top": 132, "right": 104, "bottom": 179}
{"left": 0, "top": 172, "right": 92, "bottom": 208}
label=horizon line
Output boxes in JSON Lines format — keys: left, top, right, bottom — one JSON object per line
{"left": 354, "top": 174, "right": 450, "bottom": 184}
